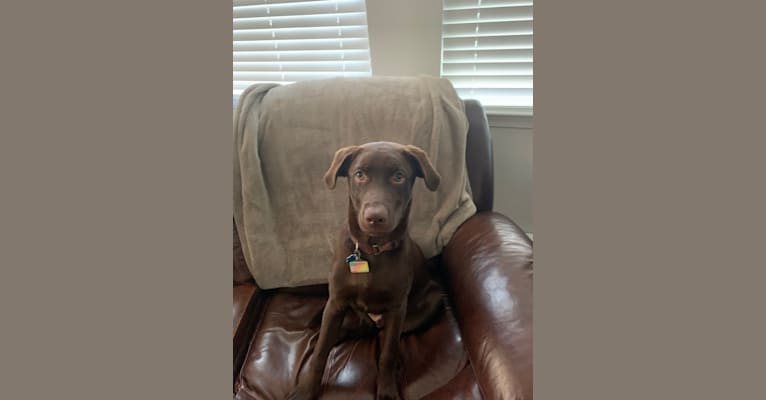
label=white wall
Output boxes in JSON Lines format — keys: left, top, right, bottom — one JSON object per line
{"left": 489, "top": 116, "right": 533, "bottom": 233}
{"left": 365, "top": 0, "right": 442, "bottom": 77}
{"left": 365, "top": 0, "right": 533, "bottom": 233}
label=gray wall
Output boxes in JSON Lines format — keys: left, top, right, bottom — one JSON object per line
{"left": 365, "top": 0, "right": 533, "bottom": 233}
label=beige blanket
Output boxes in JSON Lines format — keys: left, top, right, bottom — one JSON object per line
{"left": 233, "top": 76, "right": 476, "bottom": 289}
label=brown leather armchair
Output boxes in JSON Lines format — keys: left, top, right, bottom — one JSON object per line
{"left": 233, "top": 100, "right": 533, "bottom": 400}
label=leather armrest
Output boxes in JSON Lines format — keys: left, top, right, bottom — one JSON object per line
{"left": 233, "top": 284, "right": 258, "bottom": 338}
{"left": 442, "top": 212, "right": 533, "bottom": 400}
{"left": 233, "top": 283, "right": 264, "bottom": 391}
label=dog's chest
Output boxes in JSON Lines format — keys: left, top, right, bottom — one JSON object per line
{"left": 340, "top": 261, "right": 410, "bottom": 313}
{"left": 345, "top": 272, "right": 395, "bottom": 311}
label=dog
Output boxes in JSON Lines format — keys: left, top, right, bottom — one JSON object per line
{"left": 286, "top": 142, "right": 446, "bottom": 400}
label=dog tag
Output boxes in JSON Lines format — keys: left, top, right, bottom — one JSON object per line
{"left": 347, "top": 241, "right": 368, "bottom": 273}
{"left": 348, "top": 260, "right": 370, "bottom": 273}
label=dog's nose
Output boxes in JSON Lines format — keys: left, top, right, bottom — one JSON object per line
{"left": 364, "top": 206, "right": 388, "bottom": 226}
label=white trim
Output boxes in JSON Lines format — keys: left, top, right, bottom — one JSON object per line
{"left": 484, "top": 105, "right": 533, "bottom": 117}
{"left": 487, "top": 113, "right": 533, "bottom": 129}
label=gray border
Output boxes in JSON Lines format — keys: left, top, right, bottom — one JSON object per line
{"left": 0, "top": 1, "right": 231, "bottom": 398}
{"left": 2, "top": 1, "right": 766, "bottom": 398}
{"left": 535, "top": 1, "right": 766, "bottom": 398}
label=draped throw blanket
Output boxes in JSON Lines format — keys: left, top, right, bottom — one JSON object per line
{"left": 233, "top": 76, "right": 476, "bottom": 289}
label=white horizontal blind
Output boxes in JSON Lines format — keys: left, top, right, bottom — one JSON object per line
{"left": 441, "top": 0, "right": 533, "bottom": 113}
{"left": 233, "top": 0, "right": 372, "bottom": 95}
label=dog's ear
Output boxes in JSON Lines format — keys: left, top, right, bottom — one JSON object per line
{"left": 403, "top": 145, "right": 440, "bottom": 191}
{"left": 324, "top": 145, "right": 361, "bottom": 189}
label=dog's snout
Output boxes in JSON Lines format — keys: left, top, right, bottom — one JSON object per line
{"left": 364, "top": 205, "right": 388, "bottom": 226}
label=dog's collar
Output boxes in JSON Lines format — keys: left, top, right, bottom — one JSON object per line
{"left": 353, "top": 237, "right": 401, "bottom": 256}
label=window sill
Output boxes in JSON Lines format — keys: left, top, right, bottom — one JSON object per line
{"left": 486, "top": 112, "right": 533, "bottom": 129}
{"left": 475, "top": 104, "right": 533, "bottom": 129}
{"left": 484, "top": 105, "right": 533, "bottom": 117}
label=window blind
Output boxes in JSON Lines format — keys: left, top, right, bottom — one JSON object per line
{"left": 233, "top": 0, "right": 372, "bottom": 96}
{"left": 441, "top": 0, "right": 533, "bottom": 114}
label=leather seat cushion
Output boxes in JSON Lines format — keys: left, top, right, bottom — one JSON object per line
{"left": 234, "top": 291, "right": 482, "bottom": 400}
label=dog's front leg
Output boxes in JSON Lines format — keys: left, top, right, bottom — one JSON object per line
{"left": 287, "top": 299, "right": 346, "bottom": 400}
{"left": 376, "top": 303, "right": 406, "bottom": 400}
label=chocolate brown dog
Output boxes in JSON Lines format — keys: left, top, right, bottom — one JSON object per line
{"left": 286, "top": 142, "right": 446, "bottom": 400}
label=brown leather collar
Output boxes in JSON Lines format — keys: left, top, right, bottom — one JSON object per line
{"left": 367, "top": 239, "right": 401, "bottom": 255}
{"left": 351, "top": 236, "right": 402, "bottom": 256}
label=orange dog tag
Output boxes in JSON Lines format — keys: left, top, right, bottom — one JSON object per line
{"left": 348, "top": 260, "right": 370, "bottom": 273}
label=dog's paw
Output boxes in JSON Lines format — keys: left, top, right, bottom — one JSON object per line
{"left": 376, "top": 386, "right": 401, "bottom": 400}
{"left": 376, "top": 377, "right": 401, "bottom": 400}
{"left": 285, "top": 384, "right": 318, "bottom": 400}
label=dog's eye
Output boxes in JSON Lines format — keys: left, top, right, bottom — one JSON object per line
{"left": 354, "top": 170, "right": 365, "bottom": 179}
{"left": 391, "top": 172, "right": 405, "bottom": 183}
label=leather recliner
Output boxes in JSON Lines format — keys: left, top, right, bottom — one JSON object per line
{"left": 233, "top": 100, "right": 533, "bottom": 400}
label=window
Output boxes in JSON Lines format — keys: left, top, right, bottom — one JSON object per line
{"left": 233, "top": 0, "right": 373, "bottom": 97}
{"left": 441, "top": 0, "right": 533, "bottom": 115}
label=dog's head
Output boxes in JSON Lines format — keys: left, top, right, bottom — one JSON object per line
{"left": 324, "top": 141, "right": 440, "bottom": 237}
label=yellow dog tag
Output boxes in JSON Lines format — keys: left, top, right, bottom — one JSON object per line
{"left": 348, "top": 260, "right": 369, "bottom": 273}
